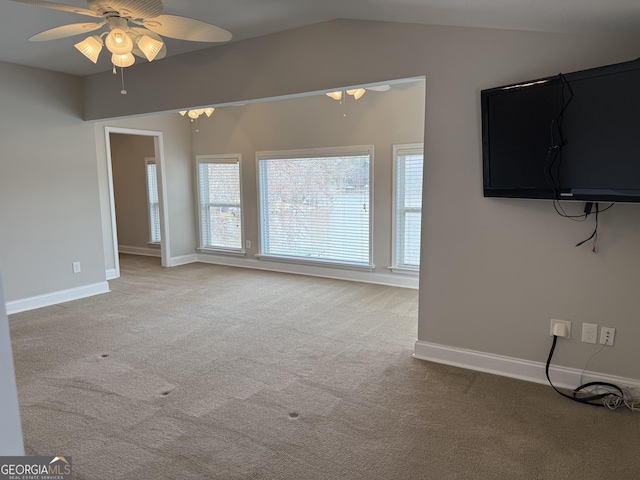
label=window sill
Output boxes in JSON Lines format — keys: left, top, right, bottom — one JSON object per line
{"left": 388, "top": 266, "right": 420, "bottom": 275}
{"left": 198, "top": 247, "right": 246, "bottom": 257}
{"left": 255, "top": 254, "right": 374, "bottom": 272}
{"left": 147, "top": 242, "right": 162, "bottom": 248}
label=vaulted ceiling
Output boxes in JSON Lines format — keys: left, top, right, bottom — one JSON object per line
{"left": 1, "top": 0, "right": 639, "bottom": 77}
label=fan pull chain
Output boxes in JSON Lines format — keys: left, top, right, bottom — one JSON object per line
{"left": 120, "top": 67, "right": 127, "bottom": 95}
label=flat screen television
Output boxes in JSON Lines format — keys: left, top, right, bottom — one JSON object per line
{"left": 481, "top": 58, "right": 640, "bottom": 203}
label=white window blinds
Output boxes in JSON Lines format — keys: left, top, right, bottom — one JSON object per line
{"left": 258, "top": 147, "right": 372, "bottom": 267}
{"left": 197, "top": 155, "right": 243, "bottom": 251}
{"left": 394, "top": 145, "right": 423, "bottom": 270}
{"left": 145, "top": 160, "right": 161, "bottom": 244}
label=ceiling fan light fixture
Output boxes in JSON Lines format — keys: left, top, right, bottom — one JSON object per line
{"left": 74, "top": 35, "right": 103, "bottom": 64}
{"left": 137, "top": 35, "right": 164, "bottom": 62}
{"left": 187, "top": 110, "right": 199, "bottom": 119}
{"left": 347, "top": 88, "right": 366, "bottom": 100}
{"left": 111, "top": 52, "right": 135, "bottom": 68}
{"left": 326, "top": 91, "right": 342, "bottom": 100}
{"left": 105, "top": 28, "right": 134, "bottom": 55}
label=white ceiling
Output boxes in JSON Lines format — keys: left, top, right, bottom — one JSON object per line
{"left": 1, "top": 0, "right": 639, "bottom": 76}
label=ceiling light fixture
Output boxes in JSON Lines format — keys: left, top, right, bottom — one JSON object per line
{"left": 179, "top": 107, "right": 215, "bottom": 120}
{"left": 136, "top": 35, "right": 163, "bottom": 62}
{"left": 105, "top": 27, "right": 133, "bottom": 55}
{"left": 73, "top": 35, "right": 103, "bottom": 64}
{"left": 326, "top": 88, "right": 366, "bottom": 101}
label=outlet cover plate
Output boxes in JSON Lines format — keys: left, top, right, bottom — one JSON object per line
{"left": 581, "top": 323, "right": 598, "bottom": 344}
{"left": 600, "top": 327, "right": 615, "bottom": 346}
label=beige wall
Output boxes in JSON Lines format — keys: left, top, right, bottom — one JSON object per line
{"left": 84, "top": 20, "right": 640, "bottom": 380}
{"left": 191, "top": 80, "right": 425, "bottom": 276}
{"left": 110, "top": 133, "right": 156, "bottom": 250}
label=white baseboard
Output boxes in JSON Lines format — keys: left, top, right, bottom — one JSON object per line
{"left": 196, "top": 253, "right": 418, "bottom": 289}
{"left": 413, "top": 340, "right": 640, "bottom": 391}
{"left": 169, "top": 254, "right": 198, "bottom": 267}
{"left": 6, "top": 282, "right": 110, "bottom": 315}
{"left": 106, "top": 268, "right": 118, "bottom": 280}
{"left": 118, "top": 245, "right": 161, "bottom": 257}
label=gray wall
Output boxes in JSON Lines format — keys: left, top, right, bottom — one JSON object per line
{"left": 0, "top": 61, "right": 105, "bottom": 302}
{"left": 191, "top": 80, "right": 425, "bottom": 275}
{"left": 94, "top": 114, "right": 194, "bottom": 273}
{"left": 0, "top": 272, "right": 24, "bottom": 455}
{"left": 84, "top": 20, "right": 640, "bottom": 380}
{"left": 110, "top": 133, "right": 156, "bottom": 250}
{"left": 2, "top": 20, "right": 640, "bottom": 385}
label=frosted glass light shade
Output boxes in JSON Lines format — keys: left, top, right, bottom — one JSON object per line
{"left": 326, "top": 91, "right": 342, "bottom": 100}
{"left": 188, "top": 110, "right": 199, "bottom": 119}
{"left": 346, "top": 88, "right": 366, "bottom": 100}
{"left": 137, "top": 35, "right": 164, "bottom": 62}
{"left": 105, "top": 28, "right": 133, "bottom": 55}
{"left": 111, "top": 53, "right": 135, "bottom": 68}
{"left": 179, "top": 111, "right": 187, "bottom": 116}
{"left": 204, "top": 108, "right": 215, "bottom": 117}
{"left": 74, "top": 35, "right": 102, "bottom": 64}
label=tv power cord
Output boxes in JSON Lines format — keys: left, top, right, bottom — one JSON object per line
{"left": 546, "top": 326, "right": 640, "bottom": 411}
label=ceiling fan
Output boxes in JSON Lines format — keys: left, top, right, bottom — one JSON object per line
{"left": 11, "top": 0, "right": 232, "bottom": 69}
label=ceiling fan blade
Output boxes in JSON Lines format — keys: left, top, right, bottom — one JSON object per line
{"left": 87, "top": 0, "right": 162, "bottom": 19}
{"left": 141, "top": 15, "right": 232, "bottom": 42}
{"left": 368, "top": 85, "right": 391, "bottom": 92}
{"left": 29, "top": 21, "right": 105, "bottom": 41}
{"left": 10, "top": 0, "right": 101, "bottom": 18}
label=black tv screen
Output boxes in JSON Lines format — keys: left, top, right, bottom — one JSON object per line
{"left": 482, "top": 58, "right": 640, "bottom": 203}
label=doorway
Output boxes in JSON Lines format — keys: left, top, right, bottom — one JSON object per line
{"left": 104, "top": 127, "right": 170, "bottom": 279}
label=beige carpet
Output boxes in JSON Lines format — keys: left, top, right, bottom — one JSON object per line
{"left": 9, "top": 255, "right": 640, "bottom": 479}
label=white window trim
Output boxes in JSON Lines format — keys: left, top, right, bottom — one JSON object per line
{"left": 195, "top": 154, "right": 245, "bottom": 255}
{"left": 145, "top": 157, "right": 162, "bottom": 245}
{"left": 391, "top": 143, "right": 423, "bottom": 274}
{"left": 256, "top": 145, "right": 374, "bottom": 269}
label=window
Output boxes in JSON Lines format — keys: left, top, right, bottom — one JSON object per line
{"left": 196, "top": 154, "right": 243, "bottom": 252}
{"left": 257, "top": 146, "right": 372, "bottom": 268}
{"left": 393, "top": 144, "right": 423, "bottom": 271}
{"left": 145, "top": 158, "right": 161, "bottom": 244}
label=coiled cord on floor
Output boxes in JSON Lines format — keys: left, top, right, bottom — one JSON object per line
{"left": 546, "top": 335, "right": 625, "bottom": 408}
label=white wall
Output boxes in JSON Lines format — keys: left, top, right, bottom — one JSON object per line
{"left": 0, "top": 61, "right": 107, "bottom": 306}
{"left": 83, "top": 20, "right": 640, "bottom": 382}
{"left": 191, "top": 80, "right": 425, "bottom": 284}
{"left": 0, "top": 272, "right": 24, "bottom": 455}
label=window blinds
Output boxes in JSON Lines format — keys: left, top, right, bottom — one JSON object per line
{"left": 198, "top": 160, "right": 242, "bottom": 250}
{"left": 396, "top": 151, "right": 423, "bottom": 269}
{"left": 258, "top": 152, "right": 371, "bottom": 267}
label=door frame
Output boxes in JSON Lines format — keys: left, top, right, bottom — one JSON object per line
{"left": 104, "top": 126, "right": 170, "bottom": 277}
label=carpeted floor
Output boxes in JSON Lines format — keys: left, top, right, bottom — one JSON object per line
{"left": 9, "top": 254, "right": 640, "bottom": 479}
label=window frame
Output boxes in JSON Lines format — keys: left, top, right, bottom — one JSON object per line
{"left": 391, "top": 143, "right": 424, "bottom": 273}
{"left": 144, "top": 157, "right": 161, "bottom": 245}
{"left": 256, "top": 145, "right": 374, "bottom": 270}
{"left": 195, "top": 154, "right": 245, "bottom": 255}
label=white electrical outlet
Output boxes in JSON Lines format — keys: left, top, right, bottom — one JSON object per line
{"left": 72, "top": 262, "right": 81, "bottom": 274}
{"left": 550, "top": 319, "right": 571, "bottom": 338}
{"left": 600, "top": 327, "right": 615, "bottom": 346}
{"left": 581, "top": 323, "right": 598, "bottom": 344}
